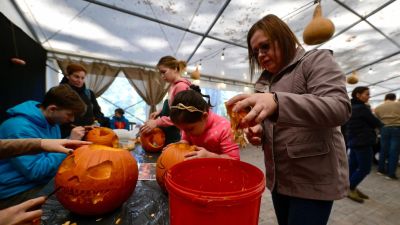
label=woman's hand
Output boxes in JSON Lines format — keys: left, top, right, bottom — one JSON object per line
{"left": 0, "top": 196, "right": 45, "bottom": 225}
{"left": 244, "top": 124, "right": 263, "bottom": 146}
{"left": 226, "top": 93, "right": 277, "bottom": 126}
{"left": 40, "top": 139, "right": 92, "bottom": 154}
{"left": 139, "top": 120, "right": 157, "bottom": 134}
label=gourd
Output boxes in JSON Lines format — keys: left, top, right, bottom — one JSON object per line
{"left": 55, "top": 144, "right": 138, "bottom": 215}
{"left": 85, "top": 127, "right": 119, "bottom": 147}
{"left": 156, "top": 143, "right": 195, "bottom": 190}
{"left": 303, "top": 3, "right": 335, "bottom": 45}
{"left": 191, "top": 66, "right": 200, "bottom": 80}
{"left": 347, "top": 71, "right": 359, "bottom": 84}
{"left": 140, "top": 128, "right": 165, "bottom": 152}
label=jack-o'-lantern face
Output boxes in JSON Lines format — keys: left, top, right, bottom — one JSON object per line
{"left": 140, "top": 128, "right": 165, "bottom": 152}
{"left": 55, "top": 144, "right": 138, "bottom": 216}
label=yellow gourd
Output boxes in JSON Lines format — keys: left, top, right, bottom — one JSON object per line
{"left": 303, "top": 3, "right": 335, "bottom": 45}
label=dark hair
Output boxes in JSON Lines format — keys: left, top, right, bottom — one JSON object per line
{"left": 351, "top": 86, "right": 369, "bottom": 99}
{"left": 157, "top": 56, "right": 187, "bottom": 73}
{"left": 247, "top": 14, "right": 301, "bottom": 76}
{"left": 384, "top": 93, "right": 396, "bottom": 101}
{"left": 41, "top": 84, "right": 86, "bottom": 116}
{"left": 115, "top": 108, "right": 124, "bottom": 115}
{"left": 170, "top": 86, "right": 212, "bottom": 124}
{"left": 66, "top": 63, "right": 87, "bottom": 75}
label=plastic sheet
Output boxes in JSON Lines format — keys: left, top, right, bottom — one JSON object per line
{"left": 40, "top": 145, "right": 170, "bottom": 225}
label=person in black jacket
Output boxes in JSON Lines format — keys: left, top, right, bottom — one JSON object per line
{"left": 59, "top": 63, "right": 108, "bottom": 138}
{"left": 345, "top": 86, "right": 383, "bottom": 203}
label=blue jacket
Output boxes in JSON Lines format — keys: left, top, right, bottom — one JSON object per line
{"left": 0, "top": 101, "right": 66, "bottom": 199}
{"left": 110, "top": 116, "right": 130, "bottom": 130}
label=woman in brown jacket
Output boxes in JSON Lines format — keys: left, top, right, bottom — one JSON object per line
{"left": 227, "top": 15, "right": 351, "bottom": 225}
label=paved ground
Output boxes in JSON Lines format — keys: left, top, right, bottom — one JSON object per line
{"left": 240, "top": 146, "right": 400, "bottom": 225}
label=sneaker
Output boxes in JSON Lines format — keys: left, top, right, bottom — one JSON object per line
{"left": 355, "top": 188, "right": 369, "bottom": 199}
{"left": 376, "top": 171, "right": 385, "bottom": 176}
{"left": 347, "top": 190, "right": 364, "bottom": 203}
{"left": 385, "top": 175, "right": 399, "bottom": 180}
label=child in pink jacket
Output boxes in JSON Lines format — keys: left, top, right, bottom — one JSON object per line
{"left": 170, "top": 87, "right": 240, "bottom": 160}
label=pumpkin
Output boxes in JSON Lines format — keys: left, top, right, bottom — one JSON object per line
{"left": 140, "top": 128, "right": 165, "bottom": 152}
{"left": 156, "top": 143, "right": 195, "bottom": 191}
{"left": 347, "top": 71, "right": 359, "bottom": 84}
{"left": 303, "top": 3, "right": 335, "bottom": 45}
{"left": 225, "top": 102, "right": 255, "bottom": 147}
{"left": 85, "top": 127, "right": 119, "bottom": 147}
{"left": 55, "top": 144, "right": 138, "bottom": 216}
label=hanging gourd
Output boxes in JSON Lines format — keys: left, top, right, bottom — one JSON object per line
{"left": 156, "top": 143, "right": 195, "bottom": 191}
{"left": 191, "top": 66, "right": 200, "bottom": 80}
{"left": 303, "top": 2, "right": 335, "bottom": 45}
{"left": 55, "top": 144, "right": 138, "bottom": 216}
{"left": 85, "top": 127, "right": 119, "bottom": 147}
{"left": 140, "top": 127, "right": 166, "bottom": 152}
{"left": 347, "top": 71, "right": 359, "bottom": 84}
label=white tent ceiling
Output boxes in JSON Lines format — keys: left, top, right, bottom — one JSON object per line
{"left": 3, "top": 0, "right": 400, "bottom": 105}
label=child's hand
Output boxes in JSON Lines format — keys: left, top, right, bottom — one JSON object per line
{"left": 70, "top": 126, "right": 86, "bottom": 140}
{"left": 139, "top": 120, "right": 157, "bottom": 134}
{"left": 184, "top": 146, "right": 213, "bottom": 160}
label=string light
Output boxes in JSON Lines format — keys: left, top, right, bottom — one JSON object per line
{"left": 221, "top": 48, "right": 225, "bottom": 61}
{"left": 368, "top": 68, "right": 373, "bottom": 74}
{"left": 198, "top": 60, "right": 202, "bottom": 70}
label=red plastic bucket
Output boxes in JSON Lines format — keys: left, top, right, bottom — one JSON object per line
{"left": 165, "top": 158, "right": 265, "bottom": 225}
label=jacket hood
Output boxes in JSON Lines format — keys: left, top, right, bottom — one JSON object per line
{"left": 6, "top": 101, "right": 49, "bottom": 128}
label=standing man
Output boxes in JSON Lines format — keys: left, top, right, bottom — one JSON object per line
{"left": 375, "top": 93, "right": 400, "bottom": 180}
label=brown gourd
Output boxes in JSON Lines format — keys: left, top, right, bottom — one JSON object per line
{"left": 191, "top": 66, "right": 200, "bottom": 80}
{"left": 347, "top": 71, "right": 359, "bottom": 84}
{"left": 303, "top": 3, "right": 335, "bottom": 45}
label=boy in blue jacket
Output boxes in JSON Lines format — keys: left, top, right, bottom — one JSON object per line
{"left": 110, "top": 108, "right": 130, "bottom": 130}
{"left": 0, "top": 84, "right": 86, "bottom": 209}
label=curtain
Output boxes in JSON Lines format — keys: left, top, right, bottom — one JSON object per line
{"left": 57, "top": 59, "right": 120, "bottom": 97}
{"left": 123, "top": 67, "right": 169, "bottom": 114}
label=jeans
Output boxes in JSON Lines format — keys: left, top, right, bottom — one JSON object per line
{"left": 271, "top": 190, "right": 333, "bottom": 225}
{"left": 348, "top": 146, "right": 373, "bottom": 189}
{"left": 378, "top": 126, "right": 400, "bottom": 177}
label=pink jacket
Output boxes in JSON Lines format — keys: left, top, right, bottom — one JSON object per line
{"left": 155, "top": 78, "right": 191, "bottom": 127}
{"left": 182, "top": 111, "right": 240, "bottom": 160}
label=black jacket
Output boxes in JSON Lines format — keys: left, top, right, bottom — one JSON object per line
{"left": 59, "top": 78, "right": 107, "bottom": 137}
{"left": 345, "top": 98, "right": 383, "bottom": 147}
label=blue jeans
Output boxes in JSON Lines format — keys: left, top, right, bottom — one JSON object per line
{"left": 348, "top": 146, "right": 373, "bottom": 189}
{"left": 271, "top": 190, "right": 333, "bottom": 225}
{"left": 378, "top": 126, "right": 400, "bottom": 177}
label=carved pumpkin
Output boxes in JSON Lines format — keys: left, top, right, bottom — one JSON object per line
{"left": 303, "top": 3, "right": 335, "bottom": 45}
{"left": 55, "top": 144, "right": 138, "bottom": 215}
{"left": 156, "top": 143, "right": 195, "bottom": 190}
{"left": 85, "top": 127, "right": 119, "bottom": 147}
{"left": 140, "top": 128, "right": 165, "bottom": 152}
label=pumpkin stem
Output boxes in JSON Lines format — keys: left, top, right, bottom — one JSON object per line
{"left": 313, "top": 3, "right": 322, "bottom": 18}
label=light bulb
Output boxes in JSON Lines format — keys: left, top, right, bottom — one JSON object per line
{"left": 221, "top": 53, "right": 224, "bottom": 61}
